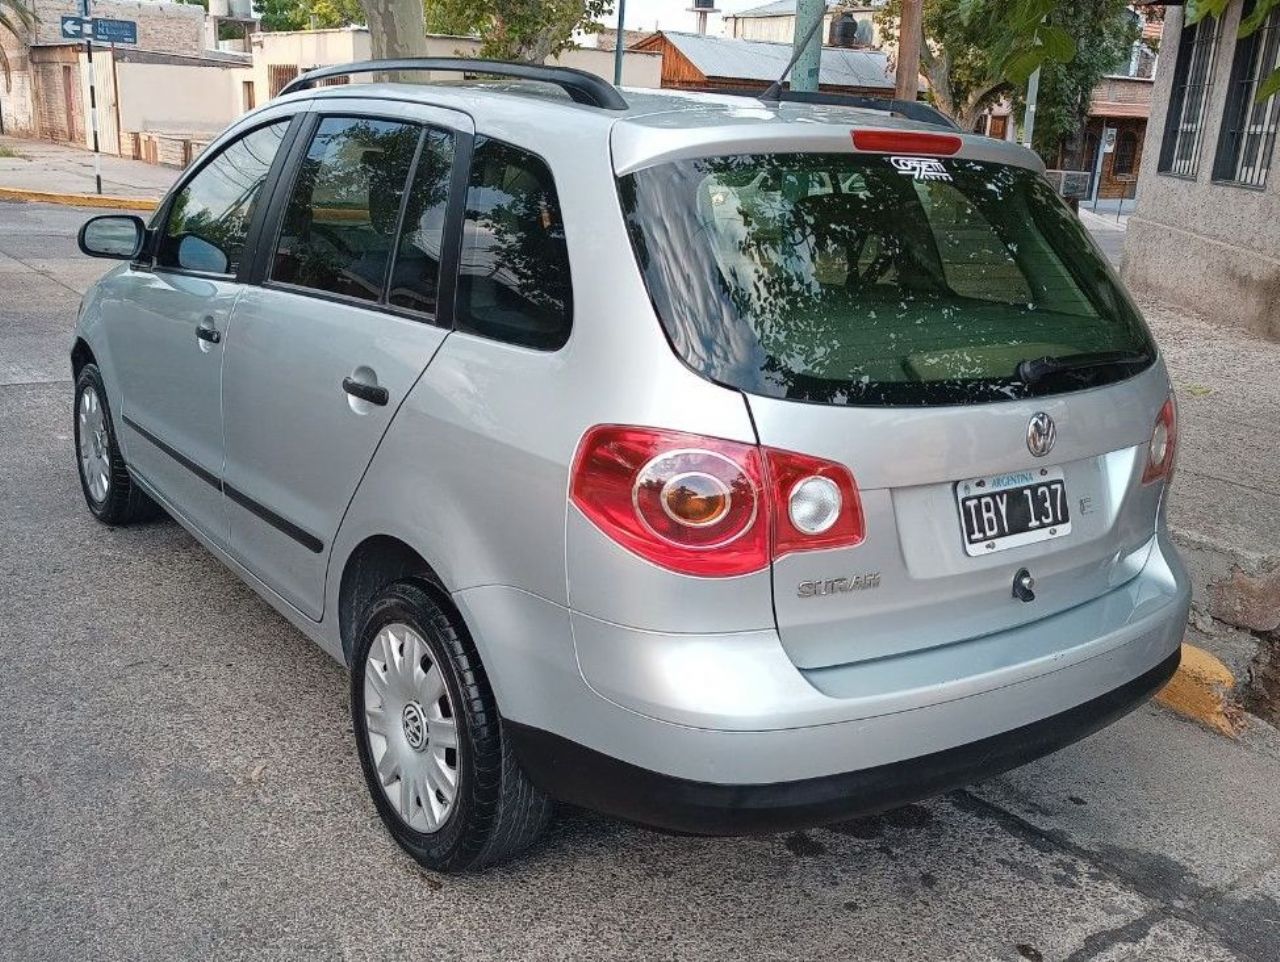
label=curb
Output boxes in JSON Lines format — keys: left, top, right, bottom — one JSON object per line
{"left": 0, "top": 187, "right": 158, "bottom": 211}
{"left": 1156, "top": 642, "right": 1243, "bottom": 736}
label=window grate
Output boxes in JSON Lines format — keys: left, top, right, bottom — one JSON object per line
{"left": 1159, "top": 13, "right": 1221, "bottom": 178}
{"left": 1214, "top": 2, "right": 1280, "bottom": 187}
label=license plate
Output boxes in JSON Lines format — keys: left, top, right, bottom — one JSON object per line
{"left": 956, "top": 467, "right": 1071, "bottom": 556}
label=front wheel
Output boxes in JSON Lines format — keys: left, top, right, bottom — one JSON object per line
{"left": 74, "top": 363, "right": 159, "bottom": 525}
{"left": 351, "top": 580, "right": 551, "bottom": 871}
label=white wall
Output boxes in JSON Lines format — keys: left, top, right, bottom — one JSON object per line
{"left": 115, "top": 60, "right": 250, "bottom": 135}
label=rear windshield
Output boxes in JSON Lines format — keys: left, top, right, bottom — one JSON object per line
{"left": 619, "top": 154, "right": 1154, "bottom": 406}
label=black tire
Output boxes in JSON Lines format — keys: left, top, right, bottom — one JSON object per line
{"left": 351, "top": 580, "right": 552, "bottom": 871}
{"left": 73, "top": 364, "right": 160, "bottom": 525}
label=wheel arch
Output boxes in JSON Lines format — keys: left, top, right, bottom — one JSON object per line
{"left": 337, "top": 534, "right": 457, "bottom": 666}
{"left": 71, "top": 337, "right": 96, "bottom": 379}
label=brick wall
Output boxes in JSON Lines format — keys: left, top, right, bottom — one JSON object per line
{"left": 30, "top": 45, "right": 82, "bottom": 142}
{"left": 0, "top": 29, "right": 36, "bottom": 135}
{"left": 33, "top": 0, "right": 206, "bottom": 56}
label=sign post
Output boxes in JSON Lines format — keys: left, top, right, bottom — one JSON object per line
{"left": 61, "top": 8, "right": 136, "bottom": 195}
{"left": 80, "top": 0, "right": 103, "bottom": 195}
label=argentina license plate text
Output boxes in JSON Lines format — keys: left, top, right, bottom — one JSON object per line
{"left": 956, "top": 467, "right": 1071, "bottom": 556}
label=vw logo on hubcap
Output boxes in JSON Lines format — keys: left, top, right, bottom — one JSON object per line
{"left": 401, "top": 702, "right": 428, "bottom": 751}
{"left": 1026, "top": 412, "right": 1057, "bottom": 458}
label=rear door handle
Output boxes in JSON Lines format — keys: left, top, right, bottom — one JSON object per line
{"left": 196, "top": 324, "right": 221, "bottom": 344}
{"left": 342, "top": 377, "right": 388, "bottom": 406}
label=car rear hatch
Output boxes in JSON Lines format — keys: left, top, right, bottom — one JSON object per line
{"left": 616, "top": 119, "right": 1173, "bottom": 670}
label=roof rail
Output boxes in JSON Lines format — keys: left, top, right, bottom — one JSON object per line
{"left": 277, "top": 58, "right": 630, "bottom": 111}
{"left": 742, "top": 88, "right": 960, "bottom": 130}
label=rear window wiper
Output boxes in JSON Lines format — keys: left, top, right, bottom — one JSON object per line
{"left": 1015, "top": 350, "right": 1152, "bottom": 386}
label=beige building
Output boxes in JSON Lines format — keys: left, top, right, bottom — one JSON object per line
{"left": 1123, "top": 2, "right": 1280, "bottom": 338}
{"left": 0, "top": 0, "right": 220, "bottom": 140}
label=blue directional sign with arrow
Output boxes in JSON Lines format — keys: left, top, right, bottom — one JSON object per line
{"left": 59, "top": 14, "right": 138, "bottom": 44}
{"left": 60, "top": 15, "right": 91, "bottom": 39}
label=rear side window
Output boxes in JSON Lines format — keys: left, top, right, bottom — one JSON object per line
{"left": 272, "top": 116, "right": 421, "bottom": 303}
{"left": 620, "top": 154, "right": 1154, "bottom": 406}
{"left": 388, "top": 129, "right": 455, "bottom": 317}
{"left": 456, "top": 137, "right": 572, "bottom": 350}
{"left": 157, "top": 120, "right": 289, "bottom": 275}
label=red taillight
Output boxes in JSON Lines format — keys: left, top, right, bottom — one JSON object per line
{"left": 570, "top": 426, "right": 864, "bottom": 577}
{"left": 852, "top": 129, "right": 963, "bottom": 156}
{"left": 1142, "top": 396, "right": 1178, "bottom": 485}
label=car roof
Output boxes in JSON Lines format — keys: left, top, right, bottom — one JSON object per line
{"left": 281, "top": 80, "right": 1046, "bottom": 176}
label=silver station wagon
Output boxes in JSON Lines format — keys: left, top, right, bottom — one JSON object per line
{"left": 72, "top": 59, "right": 1189, "bottom": 871}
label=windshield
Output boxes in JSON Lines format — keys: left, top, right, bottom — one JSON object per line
{"left": 619, "top": 154, "right": 1154, "bottom": 406}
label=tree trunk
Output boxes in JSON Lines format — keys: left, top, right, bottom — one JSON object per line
{"left": 359, "top": 0, "right": 428, "bottom": 60}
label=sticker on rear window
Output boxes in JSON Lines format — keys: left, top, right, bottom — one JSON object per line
{"left": 890, "top": 156, "right": 952, "bottom": 182}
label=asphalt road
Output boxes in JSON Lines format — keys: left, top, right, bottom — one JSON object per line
{"left": 3, "top": 200, "right": 1280, "bottom": 962}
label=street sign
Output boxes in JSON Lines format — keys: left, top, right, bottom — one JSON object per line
{"left": 59, "top": 14, "right": 91, "bottom": 39}
{"left": 59, "top": 14, "right": 137, "bottom": 43}
{"left": 92, "top": 18, "right": 138, "bottom": 44}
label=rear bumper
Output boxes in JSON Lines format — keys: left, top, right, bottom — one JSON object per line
{"left": 508, "top": 648, "right": 1180, "bottom": 835}
{"left": 456, "top": 530, "right": 1189, "bottom": 831}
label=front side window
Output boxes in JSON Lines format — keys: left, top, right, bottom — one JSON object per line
{"left": 456, "top": 137, "right": 572, "bottom": 350}
{"left": 1159, "top": 14, "right": 1221, "bottom": 177}
{"left": 157, "top": 120, "right": 289, "bottom": 275}
{"left": 272, "top": 116, "right": 421, "bottom": 303}
{"left": 621, "top": 153, "right": 1154, "bottom": 407}
{"left": 1214, "top": 1, "right": 1280, "bottom": 187}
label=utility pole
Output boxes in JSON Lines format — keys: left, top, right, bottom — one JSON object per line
{"left": 612, "top": 0, "right": 627, "bottom": 86}
{"left": 81, "top": 0, "right": 102, "bottom": 195}
{"left": 894, "top": 0, "right": 922, "bottom": 101}
{"left": 791, "top": 0, "right": 825, "bottom": 93}
{"left": 1023, "top": 65, "right": 1041, "bottom": 148}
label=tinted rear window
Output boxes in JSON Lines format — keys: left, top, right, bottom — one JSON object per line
{"left": 620, "top": 154, "right": 1154, "bottom": 406}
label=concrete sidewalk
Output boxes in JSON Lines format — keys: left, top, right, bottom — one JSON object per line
{"left": 1080, "top": 207, "right": 1280, "bottom": 719}
{"left": 0, "top": 135, "right": 176, "bottom": 202}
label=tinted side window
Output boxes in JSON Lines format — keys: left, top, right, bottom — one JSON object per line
{"left": 388, "top": 129, "right": 455, "bottom": 317}
{"left": 157, "top": 120, "right": 289, "bottom": 275}
{"left": 457, "top": 138, "right": 572, "bottom": 350}
{"left": 272, "top": 116, "right": 421, "bottom": 303}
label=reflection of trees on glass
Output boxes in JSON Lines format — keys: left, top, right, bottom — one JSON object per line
{"left": 457, "top": 138, "right": 572, "bottom": 351}
{"left": 160, "top": 122, "right": 288, "bottom": 274}
{"left": 622, "top": 154, "right": 1152, "bottom": 407}
{"left": 272, "top": 117, "right": 422, "bottom": 303}
{"left": 389, "top": 130, "right": 455, "bottom": 315}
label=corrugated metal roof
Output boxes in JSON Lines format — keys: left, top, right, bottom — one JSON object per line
{"left": 661, "top": 31, "right": 893, "bottom": 90}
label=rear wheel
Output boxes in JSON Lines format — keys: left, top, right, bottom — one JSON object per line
{"left": 74, "top": 364, "right": 158, "bottom": 525}
{"left": 351, "top": 580, "right": 551, "bottom": 871}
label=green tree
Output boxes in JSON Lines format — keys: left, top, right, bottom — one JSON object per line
{"left": 253, "top": 0, "right": 365, "bottom": 32}
{"left": 1025, "top": 0, "right": 1139, "bottom": 161}
{"left": 422, "top": 0, "right": 613, "bottom": 61}
{"left": 1188, "top": 0, "right": 1280, "bottom": 102}
{"left": 0, "top": 0, "right": 34, "bottom": 91}
{"left": 876, "top": 0, "right": 1076, "bottom": 130}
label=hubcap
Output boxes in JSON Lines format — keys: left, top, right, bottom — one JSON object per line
{"left": 363, "top": 623, "right": 460, "bottom": 833}
{"left": 77, "top": 386, "right": 111, "bottom": 504}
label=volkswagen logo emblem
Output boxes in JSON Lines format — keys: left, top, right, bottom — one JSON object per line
{"left": 1026, "top": 412, "right": 1056, "bottom": 458}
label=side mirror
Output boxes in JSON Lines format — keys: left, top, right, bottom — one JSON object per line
{"left": 78, "top": 214, "right": 146, "bottom": 260}
{"left": 177, "top": 234, "right": 230, "bottom": 275}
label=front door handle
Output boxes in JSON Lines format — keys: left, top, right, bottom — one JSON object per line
{"left": 196, "top": 324, "right": 221, "bottom": 344}
{"left": 342, "top": 377, "right": 388, "bottom": 406}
